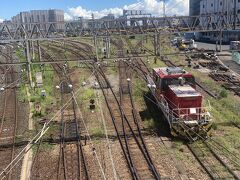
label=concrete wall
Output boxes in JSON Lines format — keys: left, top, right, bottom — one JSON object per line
{"left": 200, "top": 0, "right": 237, "bottom": 15}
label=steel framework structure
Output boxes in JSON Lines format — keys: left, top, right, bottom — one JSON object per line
{"left": 0, "top": 14, "right": 240, "bottom": 42}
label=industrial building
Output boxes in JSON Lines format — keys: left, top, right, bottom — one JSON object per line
{"left": 196, "top": 0, "right": 240, "bottom": 43}
{"left": 200, "top": 0, "right": 236, "bottom": 15}
{"left": 11, "top": 9, "right": 64, "bottom": 30}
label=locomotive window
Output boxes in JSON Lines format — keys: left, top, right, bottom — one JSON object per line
{"left": 162, "top": 78, "right": 179, "bottom": 91}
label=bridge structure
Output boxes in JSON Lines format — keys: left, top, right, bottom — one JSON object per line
{"left": 0, "top": 14, "right": 239, "bottom": 42}
{"left": 0, "top": 13, "right": 239, "bottom": 68}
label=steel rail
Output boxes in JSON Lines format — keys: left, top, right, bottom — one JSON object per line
{"left": 186, "top": 143, "right": 215, "bottom": 180}
{"left": 71, "top": 96, "right": 90, "bottom": 180}
{"left": 37, "top": 41, "right": 90, "bottom": 180}
{"left": 95, "top": 67, "right": 140, "bottom": 180}
{"left": 127, "top": 73, "right": 161, "bottom": 179}
{"left": 180, "top": 122, "right": 240, "bottom": 180}
{"left": 98, "top": 65, "right": 161, "bottom": 179}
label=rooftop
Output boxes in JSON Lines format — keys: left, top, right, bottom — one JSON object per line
{"left": 169, "top": 85, "right": 201, "bottom": 98}
{"left": 153, "top": 67, "right": 190, "bottom": 78}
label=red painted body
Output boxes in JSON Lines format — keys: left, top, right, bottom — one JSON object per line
{"left": 153, "top": 67, "right": 203, "bottom": 120}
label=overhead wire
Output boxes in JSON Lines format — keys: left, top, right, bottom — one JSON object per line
{"left": 94, "top": 90, "right": 118, "bottom": 180}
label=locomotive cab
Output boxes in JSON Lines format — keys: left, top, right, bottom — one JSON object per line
{"left": 150, "top": 67, "right": 212, "bottom": 140}
{"left": 153, "top": 67, "right": 198, "bottom": 107}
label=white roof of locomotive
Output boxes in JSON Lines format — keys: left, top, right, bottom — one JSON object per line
{"left": 153, "top": 67, "right": 186, "bottom": 75}
{"left": 169, "top": 85, "right": 201, "bottom": 98}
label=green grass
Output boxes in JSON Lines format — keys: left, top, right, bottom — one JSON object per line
{"left": 78, "top": 88, "right": 95, "bottom": 102}
{"left": 15, "top": 47, "right": 26, "bottom": 62}
{"left": 90, "top": 127, "right": 104, "bottom": 139}
{"left": 133, "top": 78, "right": 147, "bottom": 104}
{"left": 172, "top": 141, "right": 185, "bottom": 160}
{"left": 18, "top": 84, "right": 28, "bottom": 102}
{"left": 32, "top": 143, "right": 55, "bottom": 155}
{"left": 29, "top": 64, "right": 57, "bottom": 117}
{"left": 148, "top": 56, "right": 167, "bottom": 68}
{"left": 185, "top": 67, "right": 240, "bottom": 125}
{"left": 206, "top": 97, "right": 240, "bottom": 124}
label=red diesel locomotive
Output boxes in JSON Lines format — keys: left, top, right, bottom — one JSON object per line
{"left": 147, "top": 67, "right": 212, "bottom": 140}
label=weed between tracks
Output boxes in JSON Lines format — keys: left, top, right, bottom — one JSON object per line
{"left": 15, "top": 47, "right": 25, "bottom": 62}
{"left": 31, "top": 65, "right": 56, "bottom": 117}
{"left": 12, "top": 36, "right": 240, "bottom": 179}
{"left": 32, "top": 142, "right": 55, "bottom": 155}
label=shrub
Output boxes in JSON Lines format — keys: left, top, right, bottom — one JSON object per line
{"left": 212, "top": 122, "right": 218, "bottom": 130}
{"left": 219, "top": 89, "right": 228, "bottom": 99}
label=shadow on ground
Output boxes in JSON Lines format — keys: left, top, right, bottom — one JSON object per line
{"left": 139, "top": 91, "right": 172, "bottom": 138}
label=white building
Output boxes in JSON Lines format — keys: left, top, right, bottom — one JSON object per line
{"left": 11, "top": 9, "right": 64, "bottom": 30}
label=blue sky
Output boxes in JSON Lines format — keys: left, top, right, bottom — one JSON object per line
{"left": 0, "top": 0, "right": 136, "bottom": 19}
{"left": 0, "top": 0, "right": 189, "bottom": 21}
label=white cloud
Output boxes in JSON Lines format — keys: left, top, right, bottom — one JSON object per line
{"left": 64, "top": 0, "right": 189, "bottom": 21}
{"left": 64, "top": 13, "right": 72, "bottom": 21}
{"left": 0, "top": 18, "right": 3, "bottom": 23}
{"left": 66, "top": 6, "right": 122, "bottom": 20}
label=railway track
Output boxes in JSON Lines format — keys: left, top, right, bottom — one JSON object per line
{"left": 115, "top": 39, "right": 240, "bottom": 179}
{"left": 0, "top": 46, "right": 19, "bottom": 180}
{"left": 29, "top": 40, "right": 94, "bottom": 180}
{"left": 130, "top": 57, "right": 240, "bottom": 179}
{"left": 95, "top": 62, "right": 161, "bottom": 179}
{"left": 115, "top": 40, "right": 187, "bottom": 179}
{"left": 120, "top": 61, "right": 159, "bottom": 179}
{"left": 57, "top": 86, "right": 89, "bottom": 180}
{"left": 187, "top": 141, "right": 239, "bottom": 180}
{"left": 47, "top": 40, "right": 93, "bottom": 60}
{"left": 177, "top": 120, "right": 240, "bottom": 179}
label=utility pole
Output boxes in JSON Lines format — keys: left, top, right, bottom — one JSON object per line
{"left": 220, "top": 29, "right": 223, "bottom": 52}
{"left": 32, "top": 41, "right": 35, "bottom": 60}
{"left": 94, "top": 35, "right": 98, "bottom": 61}
{"left": 37, "top": 40, "right": 41, "bottom": 62}
{"left": 163, "top": 0, "right": 166, "bottom": 17}
{"left": 25, "top": 40, "right": 33, "bottom": 87}
{"left": 105, "top": 36, "right": 110, "bottom": 59}
{"left": 154, "top": 31, "right": 160, "bottom": 57}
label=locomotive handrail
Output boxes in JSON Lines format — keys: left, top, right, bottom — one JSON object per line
{"left": 159, "top": 95, "right": 211, "bottom": 122}
{"left": 147, "top": 74, "right": 212, "bottom": 129}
